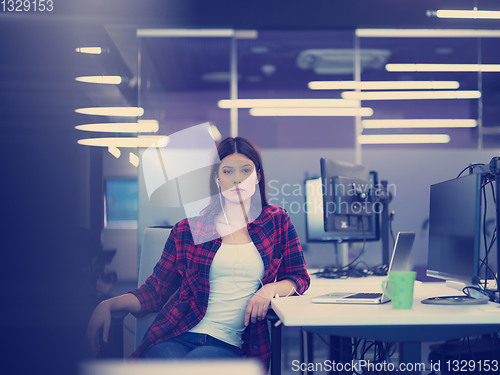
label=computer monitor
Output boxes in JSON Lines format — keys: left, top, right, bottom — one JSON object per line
{"left": 305, "top": 177, "right": 336, "bottom": 242}
{"left": 427, "top": 173, "right": 482, "bottom": 286}
{"left": 319, "top": 158, "right": 380, "bottom": 242}
{"left": 423, "top": 173, "right": 488, "bottom": 304}
{"left": 104, "top": 178, "right": 138, "bottom": 229}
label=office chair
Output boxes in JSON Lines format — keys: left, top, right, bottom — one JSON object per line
{"left": 135, "top": 226, "right": 172, "bottom": 348}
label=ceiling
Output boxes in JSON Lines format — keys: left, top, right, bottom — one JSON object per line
{"left": 2, "top": 0, "right": 500, "bottom": 146}
{"left": 132, "top": 29, "right": 500, "bottom": 148}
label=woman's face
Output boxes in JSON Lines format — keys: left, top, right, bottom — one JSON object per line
{"left": 217, "top": 153, "right": 259, "bottom": 204}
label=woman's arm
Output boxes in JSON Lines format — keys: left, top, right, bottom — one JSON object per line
{"left": 129, "top": 224, "right": 183, "bottom": 318}
{"left": 244, "top": 279, "right": 297, "bottom": 326}
{"left": 275, "top": 209, "right": 310, "bottom": 294}
{"left": 101, "top": 293, "right": 142, "bottom": 313}
{"left": 244, "top": 208, "right": 310, "bottom": 326}
{"left": 87, "top": 224, "right": 185, "bottom": 352}
{"left": 259, "top": 279, "right": 297, "bottom": 299}
{"left": 86, "top": 293, "right": 141, "bottom": 353}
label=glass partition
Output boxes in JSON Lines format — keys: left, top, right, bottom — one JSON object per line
{"left": 355, "top": 29, "right": 500, "bottom": 149}
{"left": 137, "top": 31, "right": 233, "bottom": 238}
{"left": 135, "top": 28, "right": 500, "bottom": 261}
{"left": 236, "top": 30, "right": 359, "bottom": 149}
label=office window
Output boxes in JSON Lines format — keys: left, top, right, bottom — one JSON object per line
{"left": 104, "top": 178, "right": 138, "bottom": 229}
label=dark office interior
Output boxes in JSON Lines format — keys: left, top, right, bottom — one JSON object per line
{"left": 2, "top": 1, "right": 500, "bottom": 375}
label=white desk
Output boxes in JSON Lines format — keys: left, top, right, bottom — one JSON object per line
{"left": 270, "top": 277, "right": 500, "bottom": 375}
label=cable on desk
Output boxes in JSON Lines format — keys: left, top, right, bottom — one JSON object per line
{"left": 479, "top": 176, "right": 499, "bottom": 295}
{"left": 462, "top": 285, "right": 498, "bottom": 302}
{"left": 313, "top": 263, "right": 387, "bottom": 279}
{"left": 313, "top": 218, "right": 390, "bottom": 279}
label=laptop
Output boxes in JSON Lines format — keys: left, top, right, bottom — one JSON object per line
{"left": 311, "top": 232, "right": 415, "bottom": 304}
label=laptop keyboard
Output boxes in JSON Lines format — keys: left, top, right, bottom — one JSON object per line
{"left": 343, "top": 292, "right": 382, "bottom": 299}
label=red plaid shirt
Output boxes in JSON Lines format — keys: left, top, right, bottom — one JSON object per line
{"left": 128, "top": 204, "right": 310, "bottom": 371}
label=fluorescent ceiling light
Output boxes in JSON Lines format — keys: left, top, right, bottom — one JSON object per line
{"left": 108, "top": 146, "right": 121, "bottom": 158}
{"left": 342, "top": 90, "right": 481, "bottom": 100}
{"left": 75, "top": 107, "right": 145, "bottom": 117}
{"left": 75, "top": 76, "right": 122, "bottom": 84}
{"left": 234, "top": 30, "right": 258, "bottom": 39}
{"left": 386, "top": 63, "right": 500, "bottom": 72}
{"left": 356, "top": 29, "right": 500, "bottom": 38}
{"left": 136, "top": 29, "right": 257, "bottom": 39}
{"left": 209, "top": 124, "right": 222, "bottom": 141}
{"left": 137, "top": 29, "right": 234, "bottom": 37}
{"left": 249, "top": 107, "right": 373, "bottom": 117}
{"left": 218, "top": 99, "right": 360, "bottom": 108}
{"left": 75, "top": 120, "right": 159, "bottom": 133}
{"left": 432, "top": 10, "right": 500, "bottom": 19}
{"left": 129, "top": 152, "right": 140, "bottom": 167}
{"left": 78, "top": 136, "right": 168, "bottom": 148}
{"left": 359, "top": 134, "right": 451, "bottom": 144}
{"left": 308, "top": 81, "right": 460, "bottom": 90}
{"left": 75, "top": 47, "right": 102, "bottom": 54}
{"left": 362, "top": 119, "right": 477, "bottom": 128}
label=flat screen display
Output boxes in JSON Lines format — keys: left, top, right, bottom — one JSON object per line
{"left": 427, "top": 173, "right": 482, "bottom": 285}
{"left": 318, "top": 158, "right": 380, "bottom": 242}
{"left": 104, "top": 178, "right": 138, "bottom": 229}
{"left": 305, "top": 177, "right": 336, "bottom": 242}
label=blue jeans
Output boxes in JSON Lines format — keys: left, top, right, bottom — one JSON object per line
{"left": 144, "top": 332, "right": 242, "bottom": 359}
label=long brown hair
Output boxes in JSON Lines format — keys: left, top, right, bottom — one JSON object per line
{"left": 201, "top": 137, "right": 268, "bottom": 216}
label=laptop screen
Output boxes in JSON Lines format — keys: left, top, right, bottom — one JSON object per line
{"left": 387, "top": 232, "right": 415, "bottom": 273}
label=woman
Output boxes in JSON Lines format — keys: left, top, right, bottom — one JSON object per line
{"left": 87, "top": 137, "right": 310, "bottom": 371}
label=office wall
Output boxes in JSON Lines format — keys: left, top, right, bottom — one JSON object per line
{"left": 136, "top": 147, "right": 500, "bottom": 277}
{"left": 102, "top": 150, "right": 139, "bottom": 281}
{"left": 262, "top": 147, "right": 500, "bottom": 272}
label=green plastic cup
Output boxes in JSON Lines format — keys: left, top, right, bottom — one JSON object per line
{"left": 381, "top": 271, "right": 417, "bottom": 309}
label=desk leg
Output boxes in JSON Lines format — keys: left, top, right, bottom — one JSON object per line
{"left": 301, "top": 331, "right": 314, "bottom": 375}
{"left": 329, "top": 336, "right": 352, "bottom": 362}
{"left": 329, "top": 336, "right": 352, "bottom": 375}
{"left": 270, "top": 318, "right": 282, "bottom": 375}
{"left": 398, "top": 342, "right": 421, "bottom": 375}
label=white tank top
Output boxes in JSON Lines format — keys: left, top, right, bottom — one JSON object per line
{"left": 189, "top": 242, "right": 264, "bottom": 348}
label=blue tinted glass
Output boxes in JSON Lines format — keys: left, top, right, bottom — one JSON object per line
{"left": 106, "top": 179, "right": 138, "bottom": 222}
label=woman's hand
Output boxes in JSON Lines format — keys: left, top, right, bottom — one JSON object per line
{"left": 244, "top": 285, "right": 274, "bottom": 326}
{"left": 86, "top": 300, "right": 112, "bottom": 353}
{"left": 244, "top": 280, "right": 298, "bottom": 326}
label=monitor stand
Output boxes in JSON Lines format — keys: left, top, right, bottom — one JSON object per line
{"left": 338, "top": 242, "right": 349, "bottom": 267}
{"left": 421, "top": 295, "right": 489, "bottom": 305}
